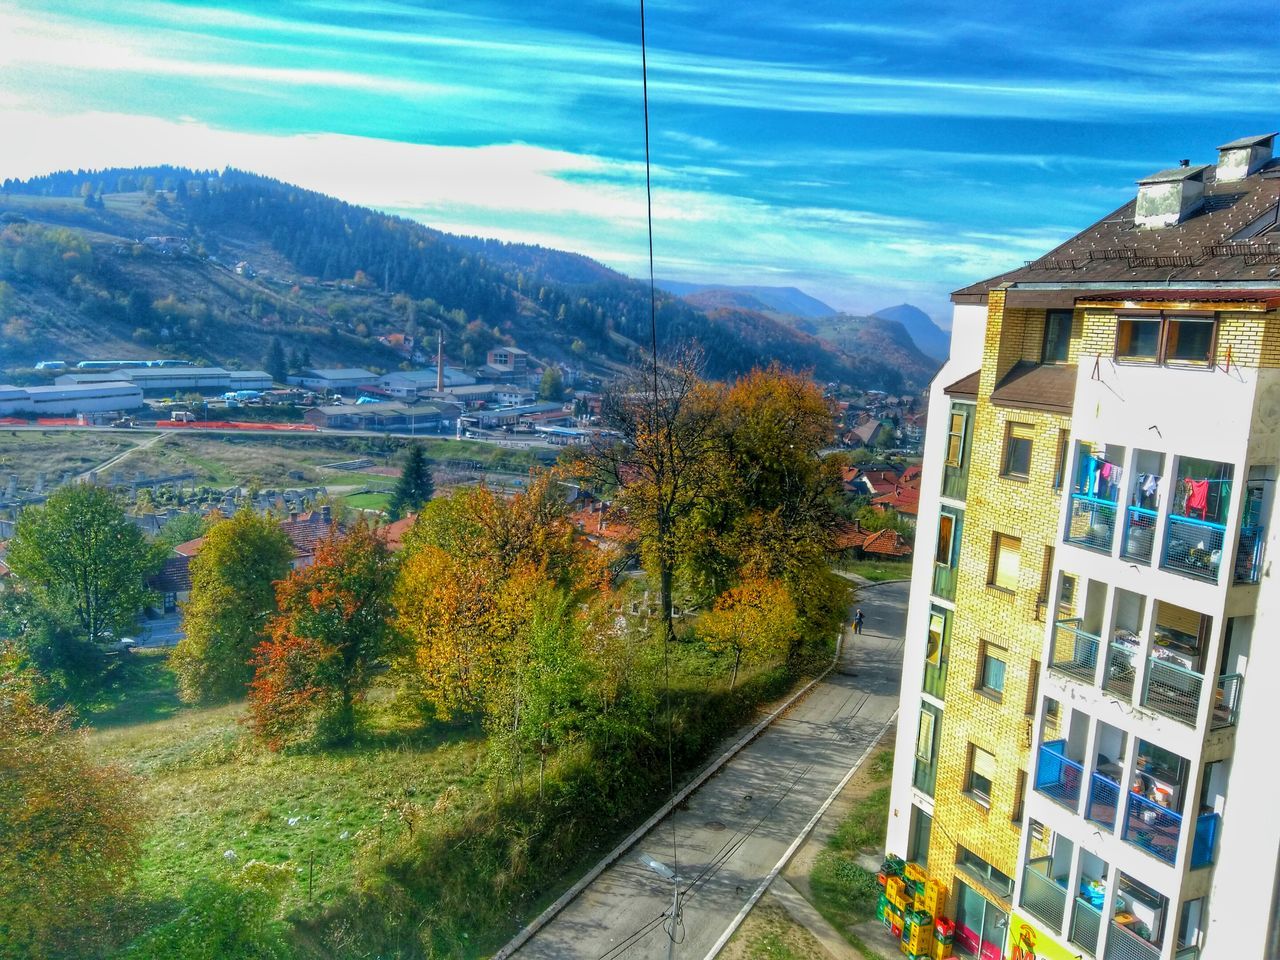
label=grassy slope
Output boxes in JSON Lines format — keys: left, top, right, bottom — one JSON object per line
{"left": 0, "top": 430, "right": 141, "bottom": 479}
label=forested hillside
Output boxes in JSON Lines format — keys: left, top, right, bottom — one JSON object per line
{"left": 0, "top": 167, "right": 934, "bottom": 390}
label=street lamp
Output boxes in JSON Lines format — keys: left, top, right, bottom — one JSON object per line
{"left": 641, "top": 853, "right": 683, "bottom": 959}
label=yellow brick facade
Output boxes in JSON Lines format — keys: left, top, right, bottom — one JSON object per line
{"left": 925, "top": 289, "right": 1067, "bottom": 907}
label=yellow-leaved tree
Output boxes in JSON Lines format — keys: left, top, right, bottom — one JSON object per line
{"left": 700, "top": 576, "right": 800, "bottom": 689}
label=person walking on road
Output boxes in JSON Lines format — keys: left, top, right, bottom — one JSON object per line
{"left": 854, "top": 607, "right": 865, "bottom": 635}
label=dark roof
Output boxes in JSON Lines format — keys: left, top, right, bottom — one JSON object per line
{"left": 952, "top": 156, "right": 1280, "bottom": 301}
{"left": 943, "top": 369, "right": 981, "bottom": 399}
{"left": 281, "top": 511, "right": 335, "bottom": 557}
{"left": 990, "top": 362, "right": 1077, "bottom": 414}
{"left": 1218, "top": 133, "right": 1277, "bottom": 150}
{"left": 149, "top": 555, "right": 192, "bottom": 593}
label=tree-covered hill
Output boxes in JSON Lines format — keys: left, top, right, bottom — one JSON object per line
{"left": 0, "top": 167, "right": 935, "bottom": 390}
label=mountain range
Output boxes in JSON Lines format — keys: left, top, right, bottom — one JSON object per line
{"left": 0, "top": 167, "right": 943, "bottom": 391}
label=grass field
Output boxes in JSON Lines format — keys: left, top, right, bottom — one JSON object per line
{"left": 0, "top": 430, "right": 140, "bottom": 481}
{"left": 85, "top": 653, "right": 488, "bottom": 922}
{"left": 344, "top": 490, "right": 392, "bottom": 512}
{"left": 723, "top": 898, "right": 828, "bottom": 960}
{"left": 840, "top": 558, "right": 913, "bottom": 582}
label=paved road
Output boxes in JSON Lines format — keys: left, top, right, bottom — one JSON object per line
{"left": 514, "top": 580, "right": 908, "bottom": 960}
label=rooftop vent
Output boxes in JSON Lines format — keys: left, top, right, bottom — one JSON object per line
{"left": 1134, "top": 165, "right": 1210, "bottom": 229}
{"left": 1216, "top": 132, "right": 1277, "bottom": 183}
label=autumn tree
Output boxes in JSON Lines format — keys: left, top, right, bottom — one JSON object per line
{"left": 170, "top": 511, "right": 294, "bottom": 703}
{"left": 0, "top": 646, "right": 143, "bottom": 958}
{"left": 700, "top": 577, "right": 800, "bottom": 689}
{"left": 577, "top": 351, "right": 720, "bottom": 642}
{"left": 388, "top": 443, "right": 434, "bottom": 520}
{"left": 5, "top": 483, "right": 163, "bottom": 645}
{"left": 248, "top": 522, "right": 397, "bottom": 748}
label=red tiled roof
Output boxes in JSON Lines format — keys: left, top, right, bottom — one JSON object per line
{"left": 861, "top": 528, "right": 913, "bottom": 558}
{"left": 833, "top": 520, "right": 870, "bottom": 550}
{"left": 174, "top": 537, "right": 204, "bottom": 557}
{"left": 872, "top": 484, "right": 920, "bottom": 516}
{"left": 901, "top": 465, "right": 923, "bottom": 483}
{"left": 175, "top": 510, "right": 337, "bottom": 562}
{"left": 375, "top": 515, "right": 416, "bottom": 552}
{"left": 569, "top": 502, "right": 635, "bottom": 546}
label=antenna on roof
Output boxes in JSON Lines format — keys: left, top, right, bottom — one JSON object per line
{"left": 1179, "top": 159, "right": 1190, "bottom": 168}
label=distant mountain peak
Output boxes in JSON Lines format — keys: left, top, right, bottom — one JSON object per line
{"left": 655, "top": 280, "right": 836, "bottom": 319}
{"left": 871, "top": 303, "right": 950, "bottom": 362}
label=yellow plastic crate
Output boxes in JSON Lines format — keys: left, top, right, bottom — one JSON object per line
{"left": 923, "top": 879, "right": 947, "bottom": 917}
{"left": 904, "top": 862, "right": 928, "bottom": 883}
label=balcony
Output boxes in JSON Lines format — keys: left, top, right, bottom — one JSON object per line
{"left": 1021, "top": 857, "right": 1068, "bottom": 929}
{"left": 1191, "top": 811, "right": 1219, "bottom": 869}
{"left": 1050, "top": 618, "right": 1100, "bottom": 684}
{"left": 1212, "top": 673, "right": 1242, "bottom": 730}
{"left": 1070, "top": 897, "right": 1103, "bottom": 957}
{"left": 1122, "top": 792, "right": 1182, "bottom": 865}
{"left": 1121, "top": 505, "right": 1158, "bottom": 563}
{"left": 1086, "top": 772, "right": 1121, "bottom": 830}
{"left": 932, "top": 562, "right": 957, "bottom": 602}
{"left": 1104, "top": 640, "right": 1139, "bottom": 700}
{"left": 1066, "top": 493, "right": 1119, "bottom": 553}
{"left": 1162, "top": 514, "right": 1225, "bottom": 582}
{"left": 1105, "top": 922, "right": 1161, "bottom": 960}
{"left": 1141, "top": 657, "right": 1203, "bottom": 726}
{"left": 1035, "top": 739, "right": 1084, "bottom": 810}
{"left": 1235, "top": 523, "right": 1265, "bottom": 583}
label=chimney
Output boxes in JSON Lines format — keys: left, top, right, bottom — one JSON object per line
{"left": 436, "top": 330, "right": 445, "bottom": 392}
{"left": 1216, "top": 132, "right": 1277, "bottom": 183}
{"left": 289, "top": 510, "right": 298, "bottom": 523}
{"left": 321, "top": 504, "right": 331, "bottom": 524}
{"left": 1134, "top": 164, "right": 1209, "bottom": 228}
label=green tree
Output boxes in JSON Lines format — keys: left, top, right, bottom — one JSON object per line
{"left": 155, "top": 511, "right": 208, "bottom": 549}
{"left": 248, "top": 523, "right": 397, "bottom": 748}
{"left": 0, "top": 646, "right": 143, "bottom": 959}
{"left": 264, "top": 336, "right": 287, "bottom": 383}
{"left": 538, "top": 365, "right": 564, "bottom": 401}
{"left": 6, "top": 484, "right": 161, "bottom": 645}
{"left": 388, "top": 444, "right": 434, "bottom": 520}
{"left": 170, "top": 511, "right": 294, "bottom": 703}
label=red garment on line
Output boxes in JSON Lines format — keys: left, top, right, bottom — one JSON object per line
{"left": 1186, "top": 479, "right": 1210, "bottom": 519}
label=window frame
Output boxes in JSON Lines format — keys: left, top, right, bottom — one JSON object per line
{"left": 989, "top": 533, "right": 1022, "bottom": 593}
{"left": 935, "top": 510, "right": 958, "bottom": 566}
{"left": 1042, "top": 309, "right": 1074, "bottom": 364}
{"left": 945, "top": 407, "right": 968, "bottom": 468}
{"left": 1052, "top": 429, "right": 1070, "bottom": 491}
{"left": 1115, "top": 310, "right": 1218, "bottom": 368}
{"left": 968, "top": 744, "right": 996, "bottom": 806}
{"left": 1002, "top": 421, "right": 1034, "bottom": 480}
{"left": 977, "top": 641, "right": 1007, "bottom": 700}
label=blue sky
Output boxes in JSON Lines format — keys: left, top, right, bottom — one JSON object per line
{"left": 1, "top": 1, "right": 1277, "bottom": 320}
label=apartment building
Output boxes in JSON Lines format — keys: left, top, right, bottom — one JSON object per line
{"left": 885, "top": 132, "right": 1280, "bottom": 960}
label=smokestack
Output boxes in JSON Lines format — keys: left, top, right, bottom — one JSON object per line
{"left": 436, "top": 330, "right": 445, "bottom": 392}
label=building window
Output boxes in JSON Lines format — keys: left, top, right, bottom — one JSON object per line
{"left": 946, "top": 409, "right": 968, "bottom": 468}
{"left": 914, "top": 703, "right": 942, "bottom": 797}
{"left": 967, "top": 744, "right": 995, "bottom": 806}
{"left": 1042, "top": 309, "right": 1073, "bottom": 364}
{"left": 936, "top": 512, "right": 957, "bottom": 566}
{"left": 978, "top": 642, "right": 1007, "bottom": 699}
{"left": 1002, "top": 423, "right": 1034, "bottom": 479}
{"left": 1052, "top": 429, "right": 1070, "bottom": 490}
{"left": 989, "top": 533, "right": 1021, "bottom": 592}
{"left": 924, "top": 606, "right": 949, "bottom": 698}
{"left": 1012, "top": 770, "right": 1027, "bottom": 822}
{"left": 909, "top": 806, "right": 933, "bottom": 863}
{"left": 1116, "top": 311, "right": 1216, "bottom": 367}
{"left": 957, "top": 847, "right": 1015, "bottom": 899}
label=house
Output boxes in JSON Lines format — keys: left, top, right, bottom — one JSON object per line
{"left": 833, "top": 520, "right": 912, "bottom": 560}
{"left": 846, "top": 417, "right": 893, "bottom": 449}
{"left": 870, "top": 481, "right": 920, "bottom": 524}
{"left": 476, "top": 346, "right": 532, "bottom": 382}
{"left": 374, "top": 515, "right": 416, "bottom": 552}
{"left": 288, "top": 367, "right": 379, "bottom": 396}
{"left": 569, "top": 495, "right": 635, "bottom": 550}
{"left": 303, "top": 400, "right": 458, "bottom": 433}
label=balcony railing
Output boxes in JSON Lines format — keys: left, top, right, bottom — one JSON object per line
{"left": 1212, "top": 673, "right": 1243, "bottom": 730}
{"left": 1104, "top": 640, "right": 1139, "bottom": 700}
{"left": 1175, "top": 946, "right": 1201, "bottom": 960}
{"left": 1191, "top": 811, "right": 1220, "bottom": 868}
{"left": 1050, "top": 618, "right": 1100, "bottom": 684}
{"left": 1066, "top": 493, "right": 1119, "bottom": 553}
{"left": 1070, "top": 897, "right": 1103, "bottom": 956}
{"left": 932, "top": 562, "right": 957, "bottom": 601}
{"left": 1021, "top": 858, "right": 1067, "bottom": 930}
{"left": 1122, "top": 791, "right": 1182, "bottom": 865}
{"left": 1121, "top": 505, "right": 1158, "bottom": 563}
{"left": 1162, "top": 513, "right": 1226, "bottom": 582}
{"left": 1235, "top": 523, "right": 1265, "bottom": 584}
{"left": 1105, "top": 922, "right": 1161, "bottom": 960}
{"left": 1142, "top": 657, "right": 1203, "bottom": 726}
{"left": 1086, "top": 772, "right": 1121, "bottom": 830}
{"left": 1036, "top": 739, "right": 1084, "bottom": 810}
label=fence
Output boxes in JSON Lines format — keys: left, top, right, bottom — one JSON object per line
{"left": 1035, "top": 739, "right": 1083, "bottom": 810}
{"left": 1066, "top": 493, "right": 1119, "bottom": 552}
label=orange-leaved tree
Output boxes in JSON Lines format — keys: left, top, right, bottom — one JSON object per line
{"left": 0, "top": 645, "right": 143, "bottom": 959}
{"left": 247, "top": 521, "right": 397, "bottom": 749}
{"left": 699, "top": 576, "right": 800, "bottom": 689}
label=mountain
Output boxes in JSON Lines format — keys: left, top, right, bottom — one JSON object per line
{"left": 0, "top": 166, "right": 923, "bottom": 390}
{"left": 871, "top": 303, "right": 951, "bottom": 361}
{"left": 776, "top": 313, "right": 939, "bottom": 388}
{"left": 656, "top": 281, "right": 837, "bottom": 319}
